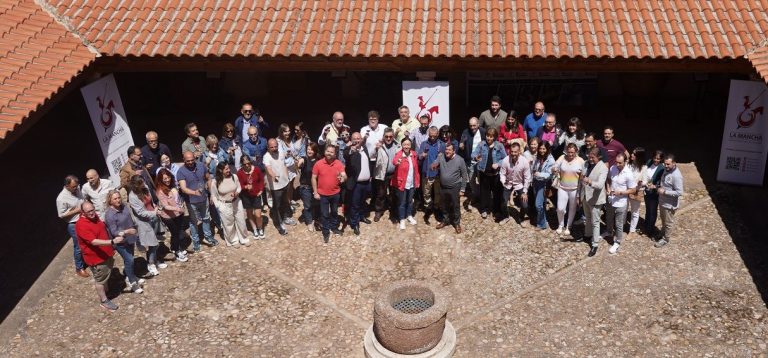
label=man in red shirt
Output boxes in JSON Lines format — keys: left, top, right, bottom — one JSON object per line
{"left": 75, "top": 201, "right": 124, "bottom": 311}
{"left": 312, "top": 145, "right": 347, "bottom": 243}
{"left": 596, "top": 126, "right": 629, "bottom": 167}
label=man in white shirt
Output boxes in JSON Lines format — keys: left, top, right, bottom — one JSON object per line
{"left": 604, "top": 153, "right": 637, "bottom": 254}
{"left": 499, "top": 143, "right": 531, "bottom": 226}
{"left": 361, "top": 110, "right": 388, "bottom": 211}
{"left": 342, "top": 132, "right": 372, "bottom": 236}
{"left": 81, "top": 169, "right": 114, "bottom": 220}
{"left": 263, "top": 139, "right": 291, "bottom": 236}
{"left": 56, "top": 175, "right": 88, "bottom": 277}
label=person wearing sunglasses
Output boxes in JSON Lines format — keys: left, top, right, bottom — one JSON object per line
{"left": 234, "top": 103, "right": 268, "bottom": 142}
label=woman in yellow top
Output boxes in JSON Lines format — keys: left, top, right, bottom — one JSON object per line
{"left": 552, "top": 143, "right": 584, "bottom": 236}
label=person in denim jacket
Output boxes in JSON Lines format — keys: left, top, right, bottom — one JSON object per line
{"left": 471, "top": 127, "right": 507, "bottom": 219}
{"left": 530, "top": 141, "right": 556, "bottom": 229}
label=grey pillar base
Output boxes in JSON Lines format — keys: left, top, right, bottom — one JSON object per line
{"left": 364, "top": 320, "right": 456, "bottom": 358}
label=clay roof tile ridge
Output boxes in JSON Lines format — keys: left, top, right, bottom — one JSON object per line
{"left": 34, "top": 0, "right": 101, "bottom": 56}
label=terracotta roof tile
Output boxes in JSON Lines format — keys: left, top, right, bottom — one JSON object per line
{"left": 0, "top": 0, "right": 96, "bottom": 141}
{"left": 747, "top": 39, "right": 768, "bottom": 83}
{"left": 43, "top": 1, "right": 766, "bottom": 59}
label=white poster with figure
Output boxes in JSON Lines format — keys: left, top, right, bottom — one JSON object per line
{"left": 81, "top": 74, "right": 135, "bottom": 184}
{"left": 717, "top": 79, "right": 768, "bottom": 185}
{"left": 402, "top": 81, "right": 450, "bottom": 129}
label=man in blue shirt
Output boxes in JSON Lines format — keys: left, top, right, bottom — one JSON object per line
{"left": 523, "top": 101, "right": 547, "bottom": 140}
{"left": 177, "top": 151, "right": 218, "bottom": 251}
{"left": 234, "top": 103, "right": 269, "bottom": 141}
{"left": 242, "top": 125, "right": 268, "bottom": 171}
{"left": 418, "top": 126, "right": 445, "bottom": 224}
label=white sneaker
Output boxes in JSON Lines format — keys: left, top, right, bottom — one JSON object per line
{"left": 156, "top": 261, "right": 168, "bottom": 269}
{"left": 240, "top": 239, "right": 251, "bottom": 247}
{"left": 125, "top": 277, "right": 145, "bottom": 288}
{"left": 175, "top": 251, "right": 188, "bottom": 262}
{"left": 407, "top": 216, "right": 417, "bottom": 225}
{"left": 609, "top": 243, "right": 621, "bottom": 254}
{"left": 556, "top": 227, "right": 564, "bottom": 235}
{"left": 147, "top": 264, "right": 159, "bottom": 276}
{"left": 563, "top": 228, "right": 571, "bottom": 236}
{"left": 399, "top": 220, "right": 406, "bottom": 230}
{"left": 499, "top": 217, "right": 510, "bottom": 225}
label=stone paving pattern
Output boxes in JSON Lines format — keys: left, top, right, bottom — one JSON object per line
{"left": 1, "top": 165, "right": 767, "bottom": 357}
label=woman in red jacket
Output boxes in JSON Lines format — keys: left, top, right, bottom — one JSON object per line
{"left": 498, "top": 110, "right": 526, "bottom": 155}
{"left": 237, "top": 155, "right": 266, "bottom": 239}
{"left": 390, "top": 137, "right": 421, "bottom": 230}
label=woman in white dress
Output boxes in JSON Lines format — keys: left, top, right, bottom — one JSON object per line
{"left": 210, "top": 162, "right": 251, "bottom": 247}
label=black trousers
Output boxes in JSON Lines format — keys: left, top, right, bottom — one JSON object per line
{"left": 478, "top": 173, "right": 501, "bottom": 216}
{"left": 440, "top": 186, "right": 462, "bottom": 225}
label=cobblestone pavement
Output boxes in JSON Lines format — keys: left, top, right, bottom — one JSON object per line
{"left": 2, "top": 166, "right": 766, "bottom": 357}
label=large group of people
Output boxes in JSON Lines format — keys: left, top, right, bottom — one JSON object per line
{"left": 56, "top": 98, "right": 684, "bottom": 311}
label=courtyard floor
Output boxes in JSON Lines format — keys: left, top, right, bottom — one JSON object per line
{"left": 1, "top": 164, "right": 766, "bottom": 357}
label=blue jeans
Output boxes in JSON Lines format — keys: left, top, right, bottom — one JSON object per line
{"left": 319, "top": 193, "right": 340, "bottom": 235}
{"left": 114, "top": 243, "right": 138, "bottom": 284}
{"left": 146, "top": 245, "right": 158, "bottom": 265}
{"left": 298, "top": 185, "right": 319, "bottom": 225}
{"left": 67, "top": 223, "right": 85, "bottom": 270}
{"left": 397, "top": 188, "right": 415, "bottom": 220}
{"left": 644, "top": 193, "right": 660, "bottom": 235}
{"left": 348, "top": 181, "right": 371, "bottom": 228}
{"left": 533, "top": 180, "right": 549, "bottom": 229}
{"left": 188, "top": 201, "right": 214, "bottom": 250}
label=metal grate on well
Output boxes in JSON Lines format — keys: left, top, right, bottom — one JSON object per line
{"left": 392, "top": 298, "right": 433, "bottom": 314}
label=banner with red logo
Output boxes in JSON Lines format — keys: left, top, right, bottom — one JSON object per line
{"left": 717, "top": 79, "right": 768, "bottom": 185}
{"left": 80, "top": 74, "right": 135, "bottom": 184}
{"left": 402, "top": 81, "right": 450, "bottom": 129}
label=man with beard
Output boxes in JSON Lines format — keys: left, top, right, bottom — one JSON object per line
{"left": 596, "top": 126, "right": 629, "bottom": 167}
{"left": 654, "top": 154, "right": 684, "bottom": 248}
{"left": 312, "top": 145, "right": 347, "bottom": 243}
{"left": 120, "top": 146, "right": 157, "bottom": 202}
{"left": 478, "top": 95, "right": 508, "bottom": 131}
{"left": 372, "top": 128, "right": 400, "bottom": 222}
{"left": 75, "top": 201, "right": 124, "bottom": 311}
{"left": 263, "top": 138, "right": 292, "bottom": 236}
{"left": 181, "top": 122, "right": 206, "bottom": 160}
{"left": 178, "top": 151, "right": 218, "bottom": 251}
{"left": 499, "top": 142, "right": 531, "bottom": 226}
{"left": 235, "top": 103, "right": 269, "bottom": 140}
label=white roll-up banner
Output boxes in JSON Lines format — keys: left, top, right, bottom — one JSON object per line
{"left": 717, "top": 79, "right": 768, "bottom": 186}
{"left": 402, "top": 81, "right": 450, "bottom": 129}
{"left": 80, "top": 74, "right": 135, "bottom": 184}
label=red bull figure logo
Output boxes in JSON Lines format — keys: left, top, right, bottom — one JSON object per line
{"left": 737, "top": 90, "right": 765, "bottom": 129}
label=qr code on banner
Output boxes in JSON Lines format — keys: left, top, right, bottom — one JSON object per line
{"left": 110, "top": 157, "right": 123, "bottom": 174}
{"left": 725, "top": 156, "right": 741, "bottom": 170}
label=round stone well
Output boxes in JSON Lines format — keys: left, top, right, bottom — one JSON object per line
{"left": 365, "top": 279, "right": 455, "bottom": 357}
